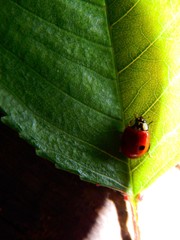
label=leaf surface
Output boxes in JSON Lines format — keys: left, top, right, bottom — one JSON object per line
{"left": 0, "top": 0, "right": 180, "bottom": 196}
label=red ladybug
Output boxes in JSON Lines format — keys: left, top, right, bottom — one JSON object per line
{"left": 121, "top": 116, "right": 150, "bottom": 158}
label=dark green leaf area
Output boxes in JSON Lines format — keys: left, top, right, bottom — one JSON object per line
{"left": 8, "top": 0, "right": 108, "bottom": 45}
{"left": 1, "top": 1, "right": 120, "bottom": 118}
{"left": 1, "top": 47, "right": 120, "bottom": 153}
{"left": 0, "top": 0, "right": 129, "bottom": 191}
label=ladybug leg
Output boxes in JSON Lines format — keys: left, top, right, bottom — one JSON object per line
{"left": 175, "top": 163, "right": 180, "bottom": 170}
{"left": 136, "top": 193, "right": 144, "bottom": 201}
{"left": 147, "top": 145, "right": 152, "bottom": 158}
{"left": 96, "top": 183, "right": 101, "bottom": 187}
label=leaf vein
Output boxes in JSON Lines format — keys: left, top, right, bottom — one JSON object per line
{"left": 30, "top": 37, "right": 115, "bottom": 81}
{"left": 124, "top": 79, "right": 151, "bottom": 113}
{"left": 111, "top": 0, "right": 141, "bottom": 28}
{"left": 10, "top": 0, "right": 110, "bottom": 48}
{"left": 0, "top": 82, "right": 127, "bottom": 166}
{"left": 1, "top": 45, "right": 120, "bottom": 121}
{"left": 118, "top": 14, "right": 179, "bottom": 75}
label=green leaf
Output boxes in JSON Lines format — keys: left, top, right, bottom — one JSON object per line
{"left": 0, "top": 0, "right": 180, "bottom": 197}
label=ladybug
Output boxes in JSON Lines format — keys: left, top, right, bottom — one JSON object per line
{"left": 121, "top": 116, "right": 150, "bottom": 158}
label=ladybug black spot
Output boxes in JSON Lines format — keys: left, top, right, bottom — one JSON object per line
{"left": 139, "top": 145, "right": 145, "bottom": 151}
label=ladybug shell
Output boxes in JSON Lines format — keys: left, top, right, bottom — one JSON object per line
{"left": 121, "top": 126, "right": 150, "bottom": 158}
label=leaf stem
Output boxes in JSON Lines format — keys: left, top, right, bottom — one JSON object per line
{"left": 129, "top": 196, "right": 140, "bottom": 240}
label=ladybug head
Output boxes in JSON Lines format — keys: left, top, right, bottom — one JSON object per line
{"left": 131, "top": 116, "right": 149, "bottom": 131}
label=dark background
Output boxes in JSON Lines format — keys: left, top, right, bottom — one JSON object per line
{"left": 0, "top": 116, "right": 131, "bottom": 240}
